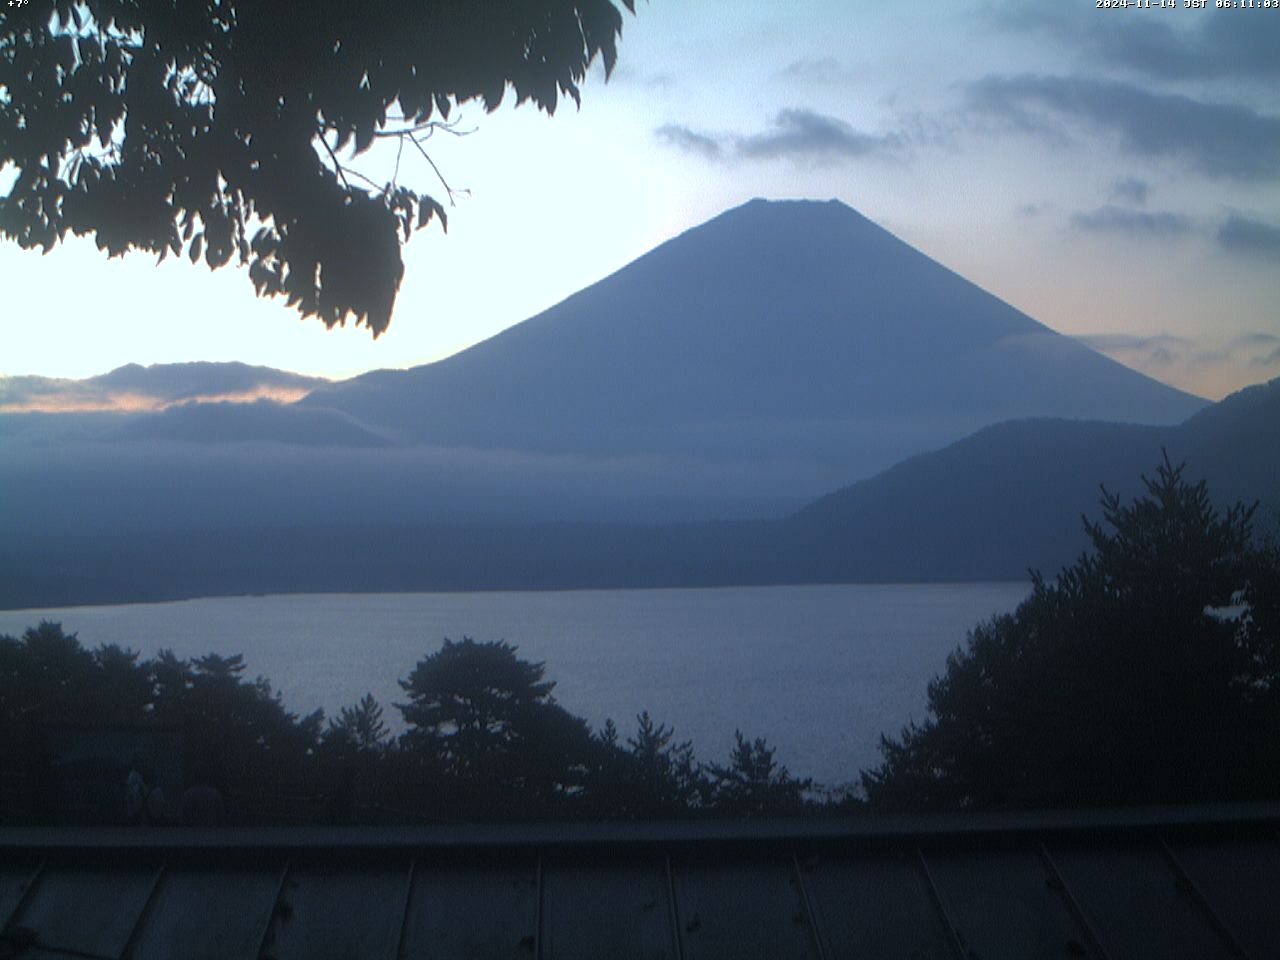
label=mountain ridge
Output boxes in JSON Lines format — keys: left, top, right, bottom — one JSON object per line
{"left": 1, "top": 377, "right": 1273, "bottom": 609}
{"left": 0, "top": 361, "right": 327, "bottom": 413}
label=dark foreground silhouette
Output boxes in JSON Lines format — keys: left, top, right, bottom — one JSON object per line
{"left": 2, "top": 457, "right": 1276, "bottom": 824}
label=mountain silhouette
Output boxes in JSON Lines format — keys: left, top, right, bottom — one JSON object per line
{"left": 787, "top": 376, "right": 1280, "bottom": 580}
{"left": 0, "top": 197, "right": 1221, "bottom": 576}
{"left": 303, "top": 198, "right": 1204, "bottom": 497}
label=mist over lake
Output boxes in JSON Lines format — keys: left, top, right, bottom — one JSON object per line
{"left": 0, "top": 582, "right": 1029, "bottom": 787}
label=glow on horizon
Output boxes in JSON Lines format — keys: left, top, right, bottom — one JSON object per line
{"left": 3, "top": 1, "right": 1278, "bottom": 401}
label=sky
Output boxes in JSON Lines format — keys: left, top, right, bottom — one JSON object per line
{"left": 3, "top": 0, "right": 1279, "bottom": 401}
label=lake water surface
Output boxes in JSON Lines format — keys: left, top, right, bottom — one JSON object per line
{"left": 0, "top": 583, "right": 1029, "bottom": 787}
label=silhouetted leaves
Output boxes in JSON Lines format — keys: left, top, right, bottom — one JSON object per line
{"left": 0, "top": 0, "right": 635, "bottom": 334}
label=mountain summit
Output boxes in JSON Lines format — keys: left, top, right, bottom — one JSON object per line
{"left": 303, "top": 198, "right": 1204, "bottom": 498}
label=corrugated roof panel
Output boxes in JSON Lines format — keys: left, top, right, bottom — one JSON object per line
{"left": 7, "top": 865, "right": 159, "bottom": 959}
{"left": 399, "top": 865, "right": 539, "bottom": 960}
{"left": 1049, "top": 841, "right": 1238, "bottom": 960}
{"left": 923, "top": 845, "right": 1091, "bottom": 959}
{"left": 128, "top": 867, "right": 283, "bottom": 960}
{"left": 0, "top": 863, "right": 41, "bottom": 930}
{"left": 541, "top": 862, "right": 676, "bottom": 960}
{"left": 671, "top": 859, "right": 819, "bottom": 960}
{"left": 263, "top": 867, "right": 407, "bottom": 960}
{"left": 1169, "top": 837, "right": 1280, "bottom": 959}
{"left": 803, "top": 851, "right": 957, "bottom": 960}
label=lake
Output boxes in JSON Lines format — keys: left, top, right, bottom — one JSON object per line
{"left": 0, "top": 583, "right": 1030, "bottom": 788}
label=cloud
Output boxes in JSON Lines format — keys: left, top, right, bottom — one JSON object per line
{"left": 1076, "top": 332, "right": 1187, "bottom": 357}
{"left": 1110, "top": 177, "right": 1149, "bottom": 206}
{"left": 655, "top": 124, "right": 723, "bottom": 160}
{"left": 1070, "top": 205, "right": 1190, "bottom": 237}
{"left": 993, "top": 5, "right": 1280, "bottom": 81}
{"left": 967, "top": 75, "right": 1280, "bottom": 181}
{"left": 736, "top": 109, "right": 900, "bottom": 161}
{"left": 1217, "top": 215, "right": 1280, "bottom": 256}
{"left": 655, "top": 110, "right": 900, "bottom": 166}
{"left": 608, "top": 62, "right": 677, "bottom": 90}
{"left": 779, "top": 57, "right": 850, "bottom": 85}
{"left": 1230, "top": 332, "right": 1280, "bottom": 368}
{"left": 1232, "top": 332, "right": 1280, "bottom": 348}
{"left": 1075, "top": 331, "right": 1280, "bottom": 399}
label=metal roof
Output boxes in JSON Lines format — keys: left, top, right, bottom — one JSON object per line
{"left": 2, "top": 804, "right": 1278, "bottom": 959}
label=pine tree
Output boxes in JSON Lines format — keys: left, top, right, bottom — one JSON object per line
{"left": 863, "top": 455, "right": 1280, "bottom": 809}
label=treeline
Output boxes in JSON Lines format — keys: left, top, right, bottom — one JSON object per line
{"left": 3, "top": 455, "right": 1278, "bottom": 824}
{"left": 0, "top": 627, "right": 817, "bottom": 825}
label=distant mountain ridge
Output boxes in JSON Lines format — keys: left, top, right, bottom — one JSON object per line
{"left": 785, "top": 375, "right": 1280, "bottom": 581}
{"left": 3, "top": 376, "right": 1273, "bottom": 609}
{"left": 0, "top": 361, "right": 326, "bottom": 413}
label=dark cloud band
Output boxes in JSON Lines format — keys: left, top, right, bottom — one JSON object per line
{"left": 1071, "top": 205, "right": 1190, "bottom": 237}
{"left": 969, "top": 74, "right": 1280, "bottom": 182}
{"left": 1217, "top": 215, "right": 1280, "bottom": 256}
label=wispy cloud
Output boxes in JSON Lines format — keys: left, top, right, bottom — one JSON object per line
{"left": 1076, "top": 331, "right": 1280, "bottom": 399}
{"left": 656, "top": 109, "right": 901, "bottom": 166}
{"left": 1228, "top": 333, "right": 1280, "bottom": 369}
{"left": 655, "top": 124, "right": 723, "bottom": 160}
{"left": 1232, "top": 332, "right": 1280, "bottom": 349}
{"left": 1217, "top": 215, "right": 1280, "bottom": 256}
{"left": 0, "top": 382, "right": 317, "bottom": 414}
{"left": 0, "top": 364, "right": 326, "bottom": 414}
{"left": 967, "top": 75, "right": 1280, "bottom": 181}
{"left": 1070, "top": 205, "right": 1190, "bottom": 237}
{"left": 779, "top": 57, "right": 853, "bottom": 85}
{"left": 1076, "top": 333, "right": 1189, "bottom": 366}
{"left": 737, "top": 109, "right": 899, "bottom": 161}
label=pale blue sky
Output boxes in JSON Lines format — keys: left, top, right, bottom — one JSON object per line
{"left": 4, "top": 0, "right": 1278, "bottom": 399}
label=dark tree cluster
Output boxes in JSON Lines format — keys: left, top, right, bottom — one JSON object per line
{"left": 0, "top": 629, "right": 812, "bottom": 825}
{"left": 0, "top": 0, "right": 634, "bottom": 334}
{"left": 5, "top": 457, "right": 1274, "bottom": 822}
{"left": 0, "top": 625, "right": 323, "bottom": 823}
{"left": 862, "top": 456, "right": 1280, "bottom": 811}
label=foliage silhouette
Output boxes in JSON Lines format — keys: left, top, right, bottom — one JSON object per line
{"left": 0, "top": 622, "right": 150, "bottom": 727}
{"left": 0, "top": 625, "right": 327, "bottom": 823}
{"left": 397, "top": 638, "right": 553, "bottom": 772}
{"left": 862, "top": 454, "right": 1280, "bottom": 810}
{"left": 324, "top": 692, "right": 391, "bottom": 755}
{"left": 0, "top": 0, "right": 635, "bottom": 334}
{"left": 394, "top": 637, "right": 601, "bottom": 817}
{"left": 706, "top": 731, "right": 811, "bottom": 817}
{"left": 149, "top": 650, "right": 324, "bottom": 798}
{"left": 609, "top": 711, "right": 707, "bottom": 817}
